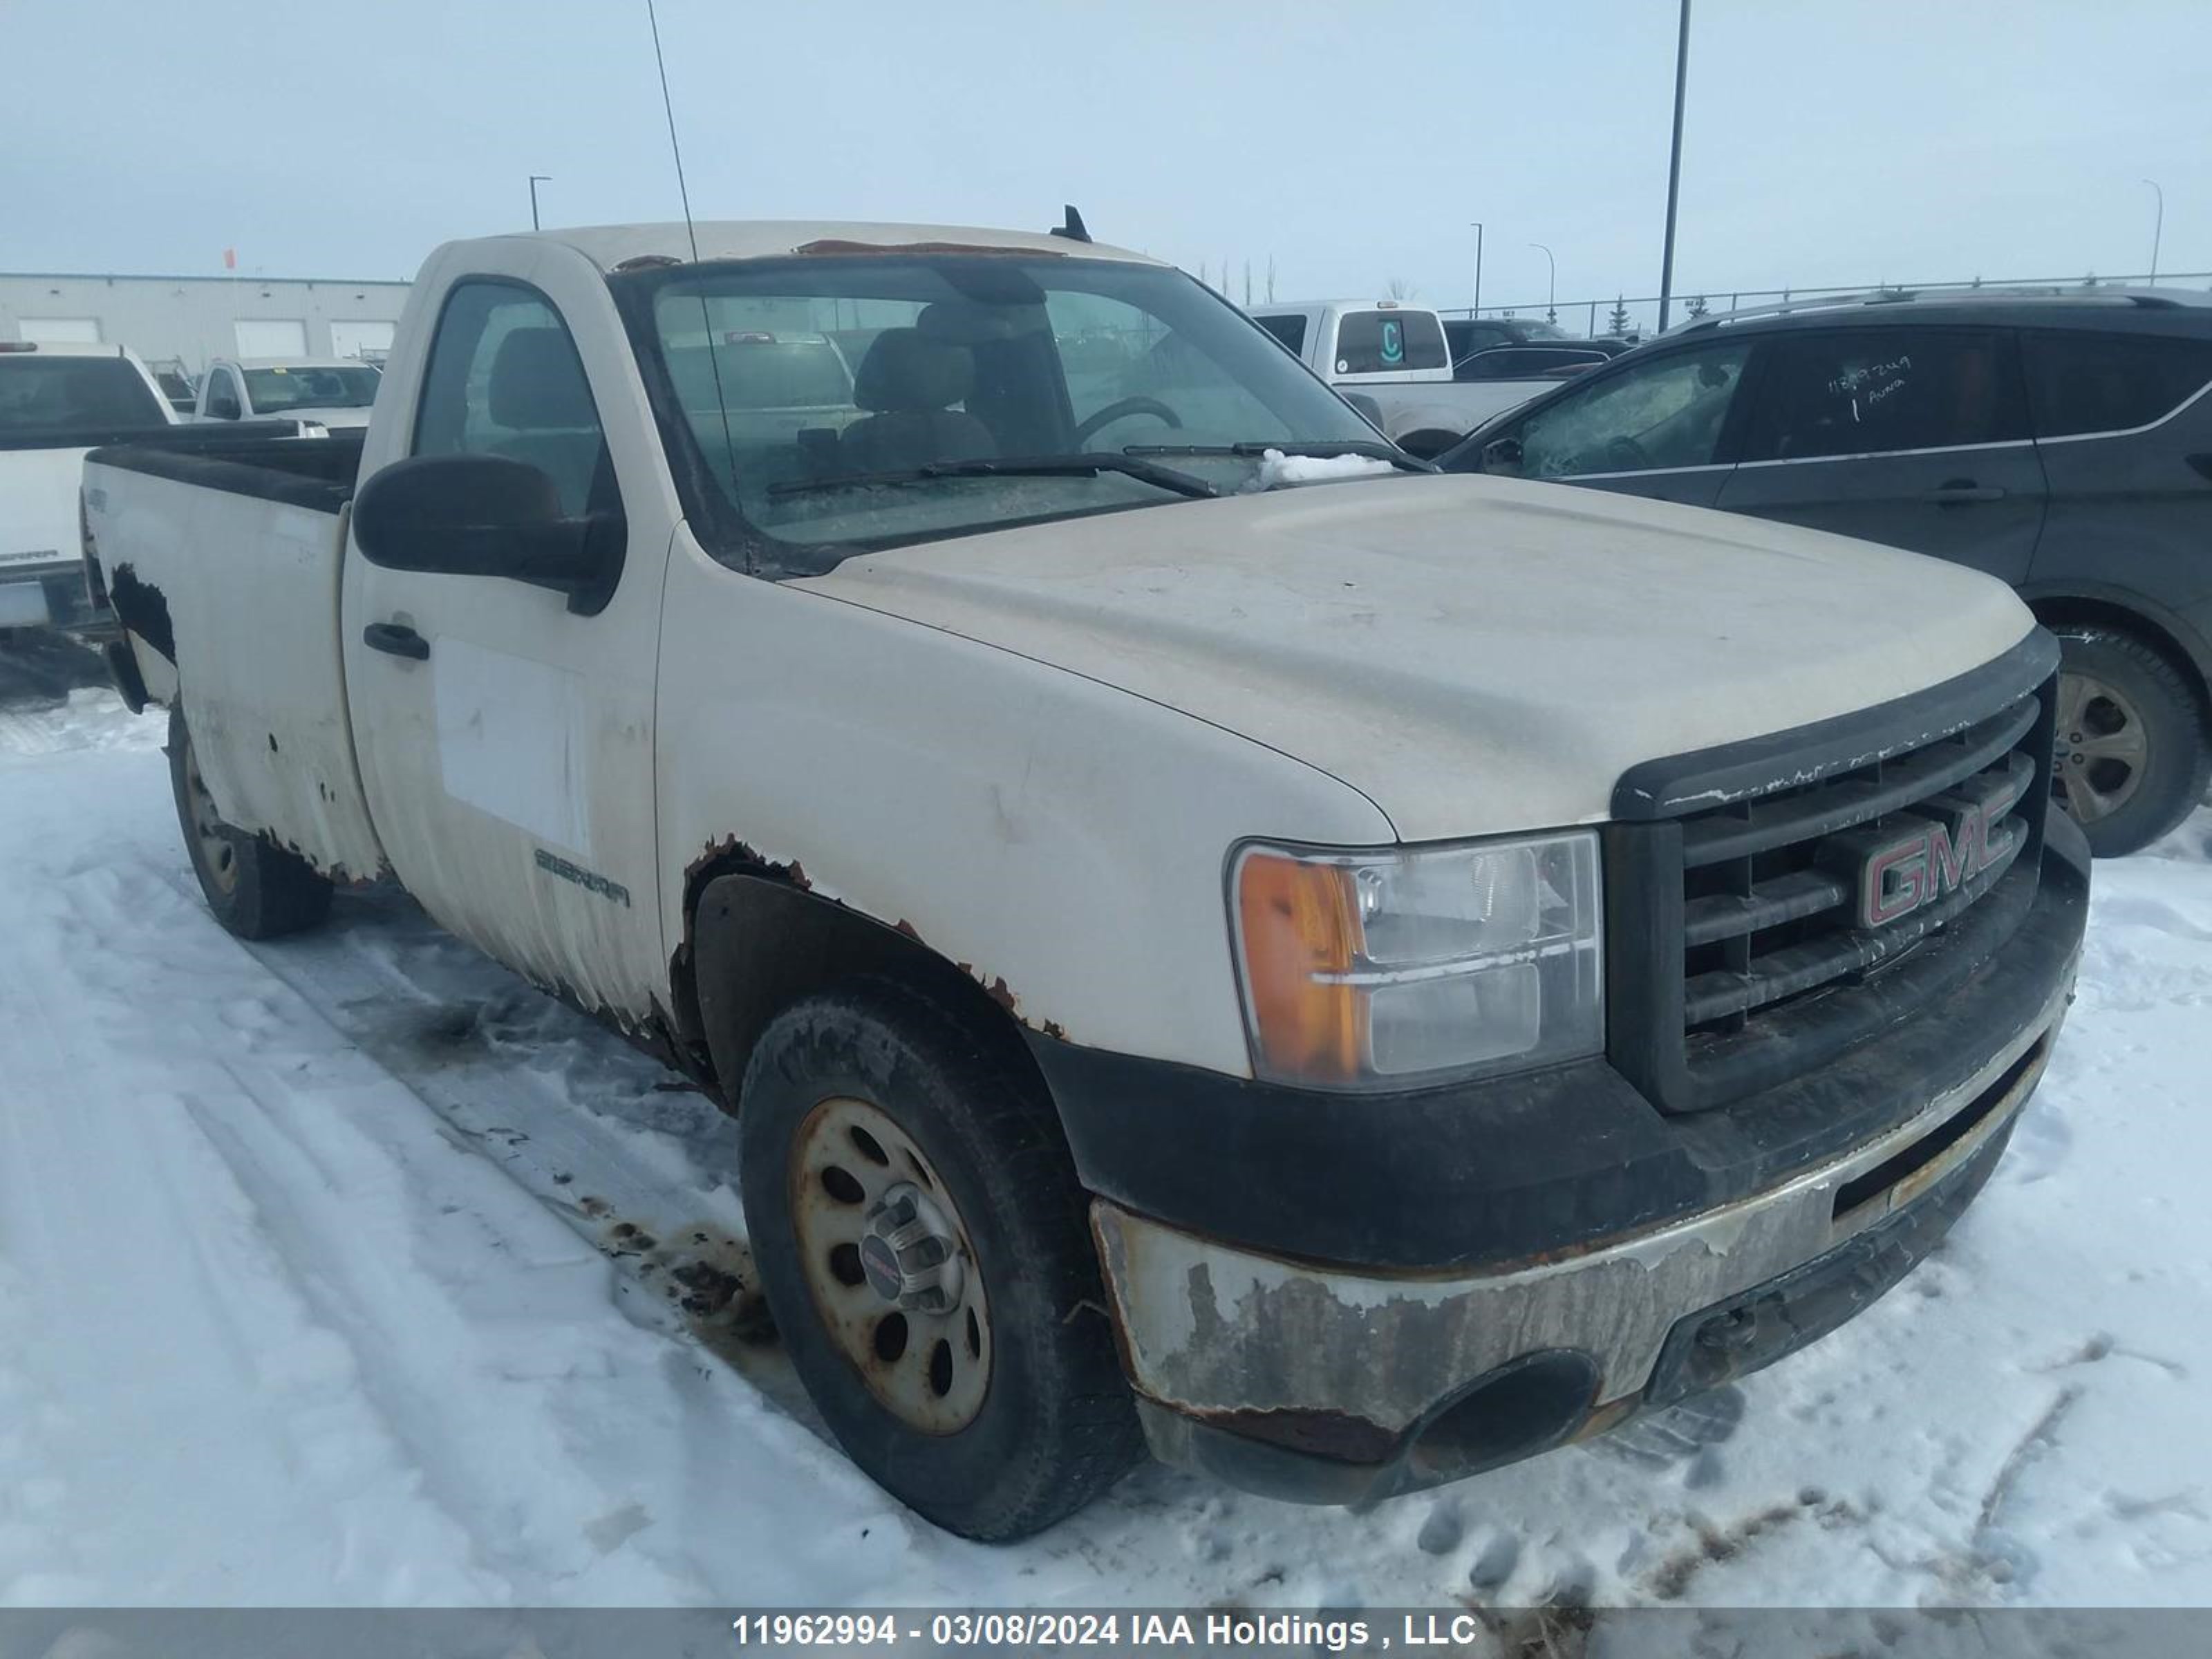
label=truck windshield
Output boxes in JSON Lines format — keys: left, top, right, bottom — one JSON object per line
{"left": 241, "top": 365, "right": 380, "bottom": 411}
{"left": 0, "top": 356, "right": 167, "bottom": 432}
{"left": 615, "top": 253, "right": 1383, "bottom": 573}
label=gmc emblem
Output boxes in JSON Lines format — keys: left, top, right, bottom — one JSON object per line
{"left": 1850, "top": 765, "right": 2029, "bottom": 930}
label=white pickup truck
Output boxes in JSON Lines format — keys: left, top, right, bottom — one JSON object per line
{"left": 1, "top": 341, "right": 180, "bottom": 630}
{"left": 1249, "top": 299, "right": 1567, "bottom": 457}
{"left": 194, "top": 357, "right": 382, "bottom": 430}
{"left": 84, "top": 218, "right": 2088, "bottom": 1542}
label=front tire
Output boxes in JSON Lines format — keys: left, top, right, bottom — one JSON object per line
{"left": 738, "top": 979, "right": 1142, "bottom": 1541}
{"left": 2048, "top": 628, "right": 2211, "bottom": 858}
{"left": 167, "top": 704, "right": 333, "bottom": 939}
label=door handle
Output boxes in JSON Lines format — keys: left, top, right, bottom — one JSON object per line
{"left": 362, "top": 621, "right": 430, "bottom": 661}
{"left": 1918, "top": 479, "right": 2006, "bottom": 505}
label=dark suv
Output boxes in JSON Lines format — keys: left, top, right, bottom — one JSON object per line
{"left": 1443, "top": 290, "right": 2212, "bottom": 856}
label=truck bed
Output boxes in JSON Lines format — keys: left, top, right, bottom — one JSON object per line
{"left": 83, "top": 426, "right": 385, "bottom": 884}
{"left": 84, "top": 426, "right": 365, "bottom": 513}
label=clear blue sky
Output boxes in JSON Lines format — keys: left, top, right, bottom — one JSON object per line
{"left": 10, "top": 0, "right": 2208, "bottom": 317}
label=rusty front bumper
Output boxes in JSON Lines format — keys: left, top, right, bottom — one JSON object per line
{"left": 1091, "top": 962, "right": 2074, "bottom": 1507}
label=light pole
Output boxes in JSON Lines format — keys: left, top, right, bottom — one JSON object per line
{"left": 2142, "top": 178, "right": 2164, "bottom": 286}
{"left": 1528, "top": 242, "right": 1556, "bottom": 324}
{"left": 1469, "top": 221, "right": 1484, "bottom": 319}
{"left": 1656, "top": 0, "right": 1691, "bottom": 331}
{"left": 528, "top": 174, "right": 552, "bottom": 232}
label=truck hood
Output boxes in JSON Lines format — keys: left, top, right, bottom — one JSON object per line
{"left": 796, "top": 474, "right": 2039, "bottom": 841}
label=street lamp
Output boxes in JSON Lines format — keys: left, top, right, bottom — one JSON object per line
{"left": 1528, "top": 242, "right": 1557, "bottom": 324}
{"left": 2142, "top": 179, "right": 2164, "bottom": 286}
{"left": 528, "top": 174, "right": 552, "bottom": 232}
{"left": 1656, "top": 0, "right": 1692, "bottom": 331}
{"left": 1469, "top": 221, "right": 1484, "bottom": 319}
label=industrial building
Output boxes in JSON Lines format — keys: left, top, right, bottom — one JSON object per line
{"left": 0, "top": 270, "right": 411, "bottom": 377}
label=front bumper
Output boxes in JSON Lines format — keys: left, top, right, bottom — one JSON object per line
{"left": 1080, "top": 830, "right": 2086, "bottom": 1506}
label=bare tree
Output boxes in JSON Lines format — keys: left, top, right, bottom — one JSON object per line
{"left": 1385, "top": 276, "right": 1419, "bottom": 301}
{"left": 1265, "top": 254, "right": 1277, "bottom": 303}
{"left": 1243, "top": 260, "right": 1252, "bottom": 306}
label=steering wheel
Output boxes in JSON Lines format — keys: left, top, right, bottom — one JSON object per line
{"left": 1074, "top": 396, "right": 1182, "bottom": 446}
{"left": 1602, "top": 435, "right": 1650, "bottom": 470}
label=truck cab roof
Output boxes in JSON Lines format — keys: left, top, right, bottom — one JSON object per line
{"left": 506, "top": 221, "right": 1163, "bottom": 273}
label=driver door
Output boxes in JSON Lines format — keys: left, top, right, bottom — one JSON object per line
{"left": 1477, "top": 339, "right": 1759, "bottom": 508}
{"left": 342, "top": 272, "right": 672, "bottom": 1019}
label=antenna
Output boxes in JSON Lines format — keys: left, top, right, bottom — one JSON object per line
{"left": 644, "top": 0, "right": 741, "bottom": 507}
{"left": 645, "top": 0, "right": 702, "bottom": 265}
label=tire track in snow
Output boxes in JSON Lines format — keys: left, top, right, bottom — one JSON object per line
{"left": 1, "top": 758, "right": 911, "bottom": 1603}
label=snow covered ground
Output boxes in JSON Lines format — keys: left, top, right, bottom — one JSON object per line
{"left": 3, "top": 678, "right": 2211, "bottom": 1611}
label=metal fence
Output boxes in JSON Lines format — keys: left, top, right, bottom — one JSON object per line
{"left": 1440, "top": 271, "right": 2212, "bottom": 341}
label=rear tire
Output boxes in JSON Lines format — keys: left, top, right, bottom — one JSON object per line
{"left": 737, "top": 977, "right": 1142, "bottom": 1541}
{"left": 2049, "top": 627, "right": 2211, "bottom": 858}
{"left": 167, "top": 704, "right": 333, "bottom": 939}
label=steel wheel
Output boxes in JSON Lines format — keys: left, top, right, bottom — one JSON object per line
{"left": 789, "top": 1094, "right": 991, "bottom": 1435}
{"left": 2052, "top": 668, "right": 2148, "bottom": 827}
{"left": 180, "top": 733, "right": 241, "bottom": 894}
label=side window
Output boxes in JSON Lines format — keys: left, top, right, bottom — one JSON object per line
{"left": 1508, "top": 341, "right": 1753, "bottom": 477}
{"left": 2023, "top": 331, "right": 2212, "bottom": 438}
{"left": 1745, "top": 330, "right": 2026, "bottom": 461}
{"left": 205, "top": 371, "right": 241, "bottom": 420}
{"left": 1254, "top": 314, "right": 1307, "bottom": 355}
{"left": 1334, "top": 310, "right": 1449, "bottom": 375}
{"left": 413, "top": 280, "right": 611, "bottom": 516}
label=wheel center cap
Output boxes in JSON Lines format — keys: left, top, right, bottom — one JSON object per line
{"left": 859, "top": 1181, "right": 965, "bottom": 1313}
{"left": 858, "top": 1234, "right": 905, "bottom": 1302}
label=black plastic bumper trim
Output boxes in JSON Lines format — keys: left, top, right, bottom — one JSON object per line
{"left": 1027, "top": 836, "right": 2084, "bottom": 1275}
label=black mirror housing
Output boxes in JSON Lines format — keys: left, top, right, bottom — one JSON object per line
{"left": 352, "top": 453, "right": 623, "bottom": 615}
{"left": 1482, "top": 435, "right": 1525, "bottom": 474}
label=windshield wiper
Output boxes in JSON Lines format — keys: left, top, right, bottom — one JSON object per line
{"left": 767, "top": 452, "right": 1217, "bottom": 501}
{"left": 1124, "top": 440, "right": 1436, "bottom": 475}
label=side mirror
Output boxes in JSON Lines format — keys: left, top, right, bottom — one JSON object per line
{"left": 352, "top": 453, "right": 624, "bottom": 615}
{"left": 1343, "top": 391, "right": 1387, "bottom": 433}
{"left": 1481, "top": 435, "right": 1524, "bottom": 474}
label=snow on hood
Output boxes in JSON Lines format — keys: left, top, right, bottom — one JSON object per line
{"left": 1242, "top": 449, "right": 1403, "bottom": 491}
{"left": 798, "top": 474, "right": 2038, "bottom": 841}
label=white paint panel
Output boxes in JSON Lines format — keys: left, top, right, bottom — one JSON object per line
{"left": 17, "top": 317, "right": 101, "bottom": 344}
{"left": 432, "top": 637, "right": 593, "bottom": 856}
{"left": 234, "top": 318, "right": 309, "bottom": 358}
{"left": 0, "top": 583, "right": 50, "bottom": 626}
{"left": 329, "top": 319, "right": 396, "bottom": 359}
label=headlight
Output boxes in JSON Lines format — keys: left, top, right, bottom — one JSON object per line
{"left": 1230, "top": 831, "right": 1603, "bottom": 1089}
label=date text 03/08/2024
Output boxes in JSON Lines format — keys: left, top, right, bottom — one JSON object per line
{"left": 729, "top": 1611, "right": 1515, "bottom": 1650}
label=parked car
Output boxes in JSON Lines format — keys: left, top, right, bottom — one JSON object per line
{"left": 1248, "top": 299, "right": 1562, "bottom": 456}
{"left": 195, "top": 357, "right": 382, "bottom": 429}
{"left": 1445, "top": 288, "right": 2212, "bottom": 856}
{"left": 1445, "top": 316, "right": 1632, "bottom": 378}
{"left": 85, "top": 218, "right": 2086, "bottom": 1541}
{"left": 1, "top": 341, "right": 179, "bottom": 632}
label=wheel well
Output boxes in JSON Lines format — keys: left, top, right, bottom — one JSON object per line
{"left": 678, "top": 865, "right": 1041, "bottom": 1113}
{"left": 2028, "top": 597, "right": 2212, "bottom": 720}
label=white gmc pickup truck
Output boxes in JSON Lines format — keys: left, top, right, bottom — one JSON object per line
{"left": 83, "top": 218, "right": 2089, "bottom": 1542}
{"left": 1248, "top": 299, "right": 1565, "bottom": 457}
